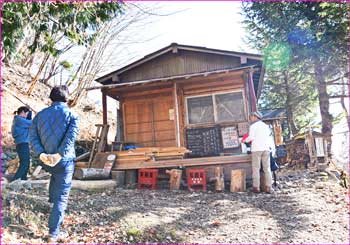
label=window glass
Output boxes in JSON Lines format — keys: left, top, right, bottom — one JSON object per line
{"left": 187, "top": 96, "right": 214, "bottom": 124}
{"left": 215, "top": 92, "right": 245, "bottom": 122}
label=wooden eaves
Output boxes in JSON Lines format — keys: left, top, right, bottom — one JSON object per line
{"left": 86, "top": 65, "right": 257, "bottom": 91}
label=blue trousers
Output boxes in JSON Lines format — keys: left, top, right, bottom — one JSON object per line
{"left": 41, "top": 160, "right": 74, "bottom": 238}
{"left": 13, "top": 143, "right": 30, "bottom": 180}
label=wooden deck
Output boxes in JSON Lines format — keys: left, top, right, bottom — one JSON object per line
{"left": 112, "top": 154, "right": 251, "bottom": 170}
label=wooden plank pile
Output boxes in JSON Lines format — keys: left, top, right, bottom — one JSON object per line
{"left": 112, "top": 154, "right": 250, "bottom": 170}
{"left": 285, "top": 139, "right": 308, "bottom": 166}
{"left": 113, "top": 147, "right": 191, "bottom": 165}
{"left": 74, "top": 147, "right": 191, "bottom": 180}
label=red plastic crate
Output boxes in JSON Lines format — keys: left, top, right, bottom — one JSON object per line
{"left": 187, "top": 169, "right": 206, "bottom": 191}
{"left": 138, "top": 169, "right": 158, "bottom": 190}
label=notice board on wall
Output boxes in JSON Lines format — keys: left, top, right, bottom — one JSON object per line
{"left": 186, "top": 127, "right": 222, "bottom": 157}
{"left": 221, "top": 126, "right": 240, "bottom": 149}
{"left": 237, "top": 122, "right": 249, "bottom": 136}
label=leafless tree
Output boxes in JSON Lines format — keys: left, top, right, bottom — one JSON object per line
{"left": 65, "top": 2, "right": 175, "bottom": 107}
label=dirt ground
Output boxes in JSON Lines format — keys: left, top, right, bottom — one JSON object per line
{"left": 2, "top": 168, "right": 349, "bottom": 244}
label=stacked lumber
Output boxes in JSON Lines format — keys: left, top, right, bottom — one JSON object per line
{"left": 113, "top": 154, "right": 251, "bottom": 170}
{"left": 114, "top": 147, "right": 191, "bottom": 165}
{"left": 153, "top": 147, "right": 191, "bottom": 160}
{"left": 114, "top": 148, "right": 153, "bottom": 164}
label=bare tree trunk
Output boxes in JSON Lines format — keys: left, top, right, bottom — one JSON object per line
{"left": 26, "top": 53, "right": 50, "bottom": 95}
{"left": 22, "top": 54, "right": 35, "bottom": 69}
{"left": 340, "top": 79, "right": 349, "bottom": 118}
{"left": 340, "top": 78, "right": 350, "bottom": 133}
{"left": 314, "top": 65, "right": 333, "bottom": 154}
{"left": 41, "top": 56, "right": 59, "bottom": 85}
{"left": 283, "top": 71, "right": 298, "bottom": 137}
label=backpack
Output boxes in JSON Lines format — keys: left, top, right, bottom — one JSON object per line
{"left": 270, "top": 152, "right": 279, "bottom": 172}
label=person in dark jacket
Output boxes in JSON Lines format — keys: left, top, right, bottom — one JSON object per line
{"left": 11, "top": 106, "right": 32, "bottom": 180}
{"left": 30, "top": 85, "right": 79, "bottom": 243}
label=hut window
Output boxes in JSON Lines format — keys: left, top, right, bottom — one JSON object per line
{"left": 187, "top": 95, "right": 215, "bottom": 124}
{"left": 186, "top": 90, "right": 246, "bottom": 125}
{"left": 215, "top": 92, "right": 245, "bottom": 122}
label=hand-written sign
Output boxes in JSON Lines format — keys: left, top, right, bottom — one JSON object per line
{"left": 186, "top": 127, "right": 222, "bottom": 157}
{"left": 237, "top": 122, "right": 249, "bottom": 136}
{"left": 221, "top": 126, "right": 240, "bottom": 149}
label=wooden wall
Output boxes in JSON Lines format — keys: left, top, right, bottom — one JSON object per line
{"left": 119, "top": 50, "right": 241, "bottom": 83}
{"left": 108, "top": 69, "right": 250, "bottom": 151}
{"left": 118, "top": 85, "right": 176, "bottom": 147}
{"left": 176, "top": 70, "right": 249, "bottom": 148}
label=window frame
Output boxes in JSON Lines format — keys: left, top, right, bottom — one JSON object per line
{"left": 185, "top": 89, "right": 248, "bottom": 126}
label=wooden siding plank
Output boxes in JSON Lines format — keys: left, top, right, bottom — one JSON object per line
{"left": 125, "top": 122, "right": 152, "bottom": 134}
{"left": 154, "top": 120, "right": 175, "bottom": 131}
{"left": 155, "top": 130, "right": 176, "bottom": 141}
{"left": 125, "top": 113, "right": 153, "bottom": 123}
{"left": 118, "top": 50, "right": 243, "bottom": 83}
{"left": 183, "top": 85, "right": 244, "bottom": 96}
{"left": 126, "top": 131, "right": 153, "bottom": 143}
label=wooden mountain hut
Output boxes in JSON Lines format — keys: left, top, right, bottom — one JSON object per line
{"left": 89, "top": 43, "right": 265, "bottom": 182}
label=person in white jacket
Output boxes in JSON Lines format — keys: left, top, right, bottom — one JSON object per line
{"left": 243, "top": 111, "right": 274, "bottom": 193}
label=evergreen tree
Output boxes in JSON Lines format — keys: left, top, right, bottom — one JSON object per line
{"left": 242, "top": 2, "right": 349, "bottom": 144}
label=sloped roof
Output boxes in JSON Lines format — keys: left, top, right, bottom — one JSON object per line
{"left": 96, "top": 43, "right": 263, "bottom": 83}
{"left": 260, "top": 108, "right": 286, "bottom": 120}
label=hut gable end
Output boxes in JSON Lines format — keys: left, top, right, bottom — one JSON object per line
{"left": 96, "top": 43, "right": 263, "bottom": 86}
{"left": 119, "top": 50, "right": 242, "bottom": 83}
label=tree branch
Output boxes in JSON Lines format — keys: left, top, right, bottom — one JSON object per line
{"left": 329, "top": 95, "right": 350, "bottom": 99}
{"left": 325, "top": 76, "right": 347, "bottom": 85}
{"left": 326, "top": 83, "right": 350, "bottom": 86}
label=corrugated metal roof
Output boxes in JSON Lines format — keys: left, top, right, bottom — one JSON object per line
{"left": 260, "top": 108, "right": 286, "bottom": 120}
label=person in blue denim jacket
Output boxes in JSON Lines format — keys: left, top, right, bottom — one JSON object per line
{"left": 30, "top": 85, "right": 79, "bottom": 243}
{"left": 11, "top": 106, "right": 32, "bottom": 180}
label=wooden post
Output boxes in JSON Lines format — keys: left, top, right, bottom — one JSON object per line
{"left": 102, "top": 90, "right": 107, "bottom": 125}
{"left": 173, "top": 82, "right": 181, "bottom": 147}
{"left": 230, "top": 169, "right": 246, "bottom": 192}
{"left": 306, "top": 130, "right": 317, "bottom": 167}
{"left": 116, "top": 98, "right": 124, "bottom": 142}
{"left": 111, "top": 170, "right": 125, "bottom": 187}
{"left": 248, "top": 68, "right": 257, "bottom": 112}
{"left": 210, "top": 167, "right": 225, "bottom": 191}
{"left": 166, "top": 169, "right": 182, "bottom": 190}
{"left": 323, "top": 137, "right": 329, "bottom": 164}
{"left": 97, "top": 124, "right": 110, "bottom": 152}
{"left": 125, "top": 170, "right": 137, "bottom": 188}
{"left": 273, "top": 120, "right": 283, "bottom": 146}
{"left": 177, "top": 86, "right": 185, "bottom": 147}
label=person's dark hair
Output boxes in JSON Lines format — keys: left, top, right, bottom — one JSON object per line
{"left": 49, "top": 85, "right": 69, "bottom": 102}
{"left": 14, "top": 106, "right": 30, "bottom": 115}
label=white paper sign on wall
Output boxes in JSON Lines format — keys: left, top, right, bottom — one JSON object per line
{"left": 221, "top": 126, "right": 240, "bottom": 149}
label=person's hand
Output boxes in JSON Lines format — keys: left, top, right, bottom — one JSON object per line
{"left": 39, "top": 153, "right": 62, "bottom": 167}
{"left": 39, "top": 153, "right": 50, "bottom": 164}
{"left": 48, "top": 153, "right": 62, "bottom": 166}
{"left": 26, "top": 110, "right": 32, "bottom": 120}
